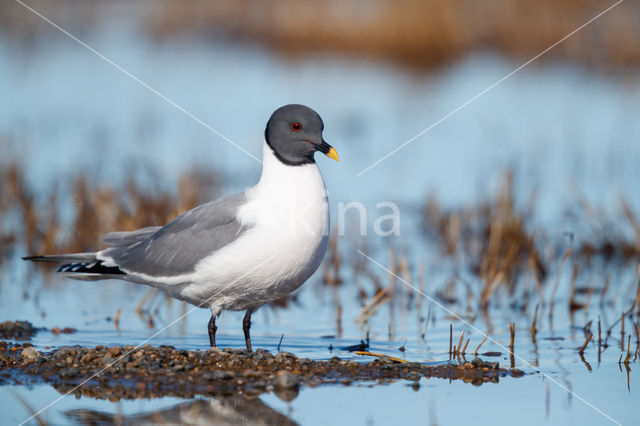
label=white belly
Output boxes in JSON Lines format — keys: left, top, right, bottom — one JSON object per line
{"left": 177, "top": 145, "right": 330, "bottom": 311}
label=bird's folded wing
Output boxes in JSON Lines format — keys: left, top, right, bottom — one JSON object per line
{"left": 100, "top": 191, "right": 249, "bottom": 278}
{"left": 102, "top": 226, "right": 161, "bottom": 246}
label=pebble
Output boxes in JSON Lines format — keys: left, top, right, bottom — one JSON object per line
{"left": 275, "top": 351, "right": 297, "bottom": 362}
{"left": 471, "top": 358, "right": 484, "bottom": 368}
{"left": 378, "top": 356, "right": 396, "bottom": 365}
{"left": 53, "top": 347, "right": 76, "bottom": 360}
{"left": 81, "top": 351, "right": 99, "bottom": 363}
{"left": 255, "top": 348, "right": 273, "bottom": 357}
{"left": 253, "top": 349, "right": 273, "bottom": 362}
{"left": 20, "top": 347, "right": 40, "bottom": 362}
{"left": 470, "top": 357, "right": 499, "bottom": 369}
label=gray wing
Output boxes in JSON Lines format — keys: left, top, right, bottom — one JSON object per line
{"left": 101, "top": 192, "right": 249, "bottom": 277}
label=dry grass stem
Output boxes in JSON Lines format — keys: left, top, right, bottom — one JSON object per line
{"left": 579, "top": 332, "right": 593, "bottom": 355}
{"left": 597, "top": 317, "right": 602, "bottom": 362}
{"left": 568, "top": 265, "right": 584, "bottom": 312}
{"left": 621, "top": 311, "right": 626, "bottom": 351}
{"left": 354, "top": 351, "right": 407, "bottom": 364}
{"left": 474, "top": 334, "right": 488, "bottom": 357}
{"left": 531, "top": 303, "right": 539, "bottom": 340}
{"left": 356, "top": 288, "right": 391, "bottom": 324}
{"left": 114, "top": 308, "right": 122, "bottom": 331}
{"left": 461, "top": 338, "right": 470, "bottom": 355}
{"left": 136, "top": 289, "right": 159, "bottom": 316}
{"left": 509, "top": 323, "right": 516, "bottom": 354}
{"left": 624, "top": 335, "right": 632, "bottom": 366}
{"left": 455, "top": 331, "right": 465, "bottom": 356}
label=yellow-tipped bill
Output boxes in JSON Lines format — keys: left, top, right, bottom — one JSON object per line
{"left": 326, "top": 146, "right": 339, "bottom": 162}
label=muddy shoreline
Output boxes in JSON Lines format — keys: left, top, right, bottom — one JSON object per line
{"left": 1, "top": 338, "right": 524, "bottom": 400}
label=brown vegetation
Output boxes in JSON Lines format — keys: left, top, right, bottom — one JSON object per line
{"left": 422, "top": 172, "right": 547, "bottom": 310}
{"left": 147, "top": 0, "right": 640, "bottom": 70}
{"left": 0, "top": 162, "right": 219, "bottom": 264}
{"left": 417, "top": 171, "right": 640, "bottom": 319}
{"left": 2, "top": 0, "right": 638, "bottom": 71}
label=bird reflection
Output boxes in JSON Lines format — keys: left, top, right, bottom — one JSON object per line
{"left": 66, "top": 394, "right": 298, "bottom": 426}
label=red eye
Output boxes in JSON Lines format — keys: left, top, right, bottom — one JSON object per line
{"left": 291, "top": 122, "right": 302, "bottom": 132}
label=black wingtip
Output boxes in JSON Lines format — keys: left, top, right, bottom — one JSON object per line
{"left": 57, "top": 261, "right": 125, "bottom": 275}
{"left": 22, "top": 255, "right": 57, "bottom": 262}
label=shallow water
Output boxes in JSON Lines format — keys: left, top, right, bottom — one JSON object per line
{"left": 1, "top": 17, "right": 639, "bottom": 426}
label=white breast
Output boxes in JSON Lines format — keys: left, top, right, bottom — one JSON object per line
{"left": 184, "top": 143, "right": 329, "bottom": 311}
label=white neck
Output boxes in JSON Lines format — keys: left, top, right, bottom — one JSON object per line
{"left": 240, "top": 141, "right": 329, "bottom": 237}
{"left": 257, "top": 142, "right": 318, "bottom": 186}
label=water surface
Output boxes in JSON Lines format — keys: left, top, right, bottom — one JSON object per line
{"left": 1, "top": 22, "right": 639, "bottom": 426}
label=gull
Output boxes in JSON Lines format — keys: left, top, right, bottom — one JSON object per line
{"left": 24, "top": 104, "right": 339, "bottom": 351}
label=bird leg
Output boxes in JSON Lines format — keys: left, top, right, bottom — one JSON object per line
{"left": 243, "top": 309, "right": 254, "bottom": 352}
{"left": 208, "top": 314, "right": 217, "bottom": 348}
